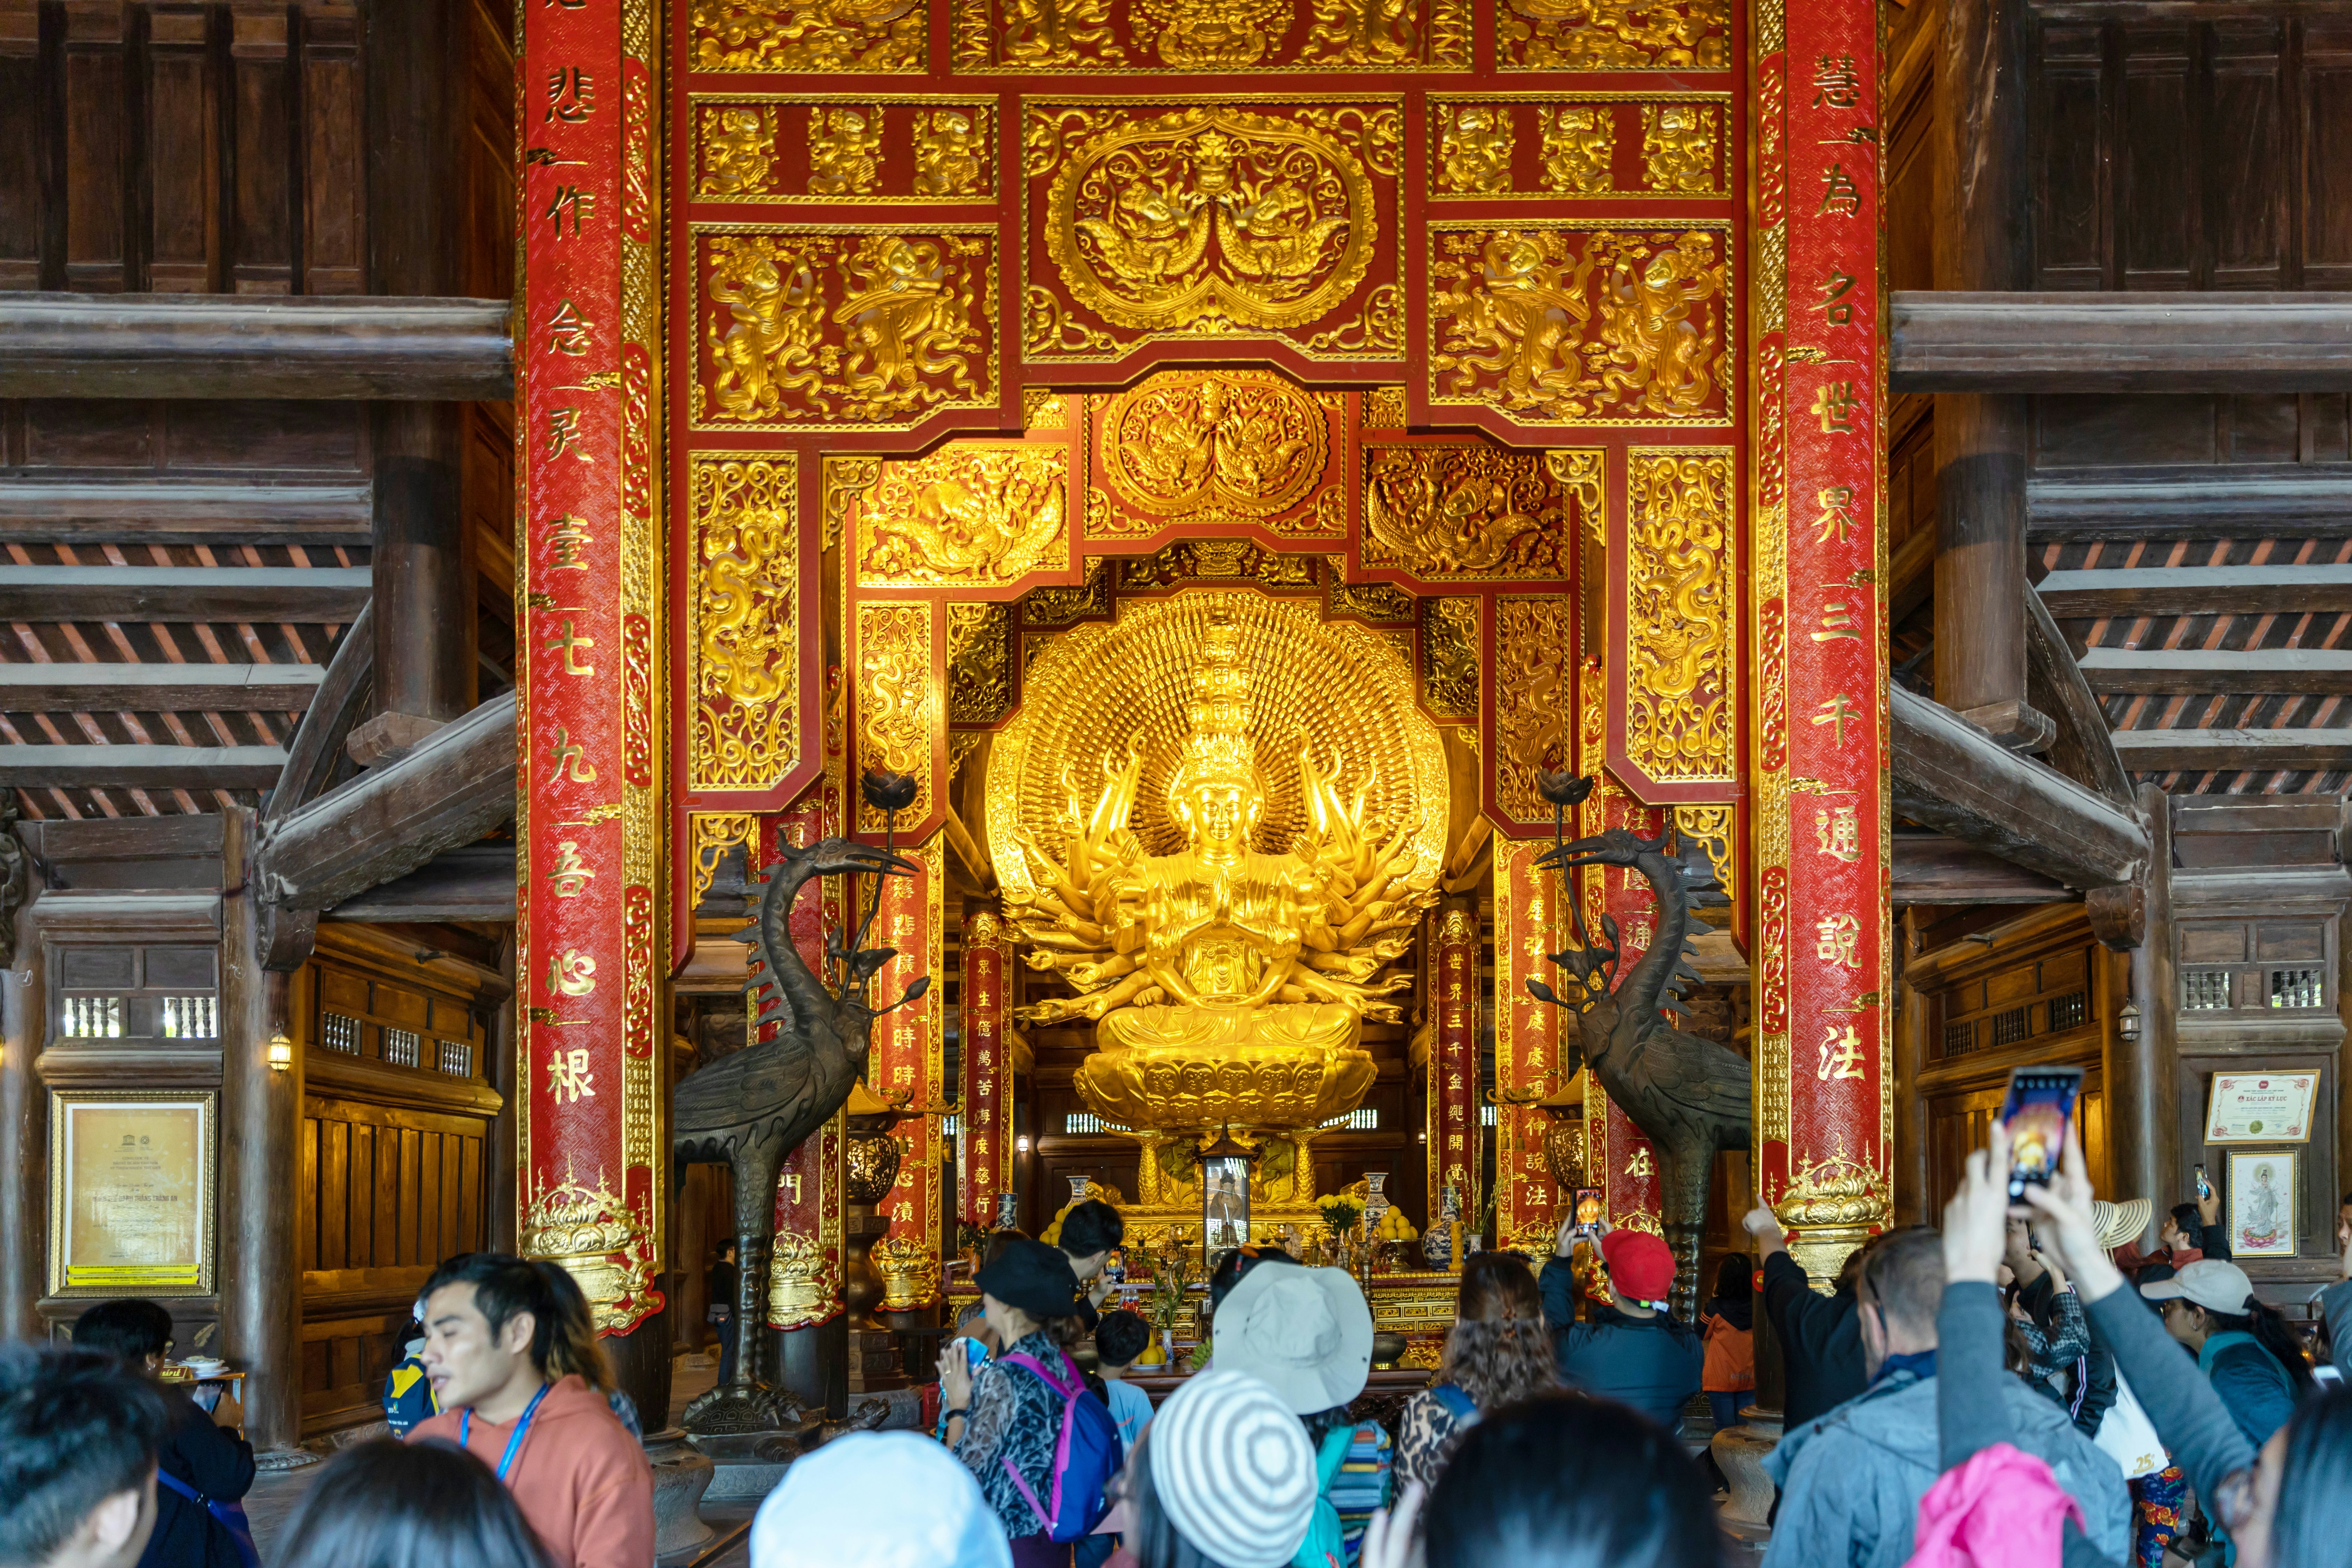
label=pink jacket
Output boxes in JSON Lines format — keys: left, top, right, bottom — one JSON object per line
{"left": 1906, "top": 1443, "right": 2083, "bottom": 1568}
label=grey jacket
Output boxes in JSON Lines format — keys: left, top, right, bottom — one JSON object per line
{"left": 2323, "top": 1276, "right": 2352, "bottom": 1370}
{"left": 1761, "top": 1363, "right": 2131, "bottom": 1568}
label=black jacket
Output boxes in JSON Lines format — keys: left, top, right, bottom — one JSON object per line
{"left": 2018, "top": 1269, "right": 2118, "bottom": 1436}
{"left": 139, "top": 1391, "right": 255, "bottom": 1568}
{"left": 1539, "top": 1258, "right": 1704, "bottom": 1432}
{"left": 1759, "top": 1251, "right": 1868, "bottom": 1429}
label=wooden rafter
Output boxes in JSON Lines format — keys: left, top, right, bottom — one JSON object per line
{"left": 0, "top": 664, "right": 324, "bottom": 711}
{"left": 1892, "top": 291, "right": 2352, "bottom": 392}
{"left": 0, "top": 566, "right": 371, "bottom": 623}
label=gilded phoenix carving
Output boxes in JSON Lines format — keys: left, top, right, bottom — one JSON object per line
{"left": 697, "top": 228, "right": 996, "bottom": 429}
{"left": 689, "top": 456, "right": 800, "bottom": 793}
{"left": 1625, "top": 448, "right": 1735, "bottom": 782}
{"left": 1421, "top": 596, "right": 1479, "bottom": 719}
{"left": 1360, "top": 442, "right": 1588, "bottom": 581}
{"left": 1428, "top": 224, "right": 1729, "bottom": 426}
{"left": 856, "top": 601, "right": 936, "bottom": 828}
{"left": 953, "top": 0, "right": 1467, "bottom": 68}
{"left": 853, "top": 442, "right": 1070, "bottom": 587}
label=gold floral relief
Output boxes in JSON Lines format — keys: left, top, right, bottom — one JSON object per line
{"left": 1032, "top": 101, "right": 1399, "bottom": 357}
{"left": 856, "top": 601, "right": 936, "bottom": 827}
{"left": 948, "top": 602, "right": 1014, "bottom": 724}
{"left": 1022, "top": 388, "right": 1070, "bottom": 430}
{"left": 1421, "top": 596, "right": 1479, "bottom": 719}
{"left": 1360, "top": 442, "right": 1586, "bottom": 582}
{"left": 1673, "top": 804, "right": 1734, "bottom": 904}
{"left": 690, "top": 455, "right": 800, "bottom": 793}
{"left": 1492, "top": 596, "right": 1571, "bottom": 821}
{"left": 1435, "top": 103, "right": 1513, "bottom": 194}
{"left": 1497, "top": 0, "right": 1728, "bottom": 71}
{"left": 1091, "top": 367, "right": 1334, "bottom": 530}
{"left": 691, "top": 0, "right": 929, "bottom": 72}
{"left": 853, "top": 442, "right": 1070, "bottom": 588}
{"left": 1428, "top": 223, "right": 1730, "bottom": 427}
{"left": 1640, "top": 102, "right": 1720, "bottom": 193}
{"left": 1363, "top": 386, "right": 1406, "bottom": 428}
{"left": 699, "top": 105, "right": 778, "bottom": 197}
{"left": 821, "top": 455, "right": 882, "bottom": 551}
{"left": 1624, "top": 448, "right": 1735, "bottom": 782}
{"left": 952, "top": 0, "right": 1466, "bottom": 69}
{"left": 690, "top": 813, "right": 759, "bottom": 910}
{"left": 1539, "top": 105, "right": 1614, "bottom": 194}
{"left": 696, "top": 227, "right": 996, "bottom": 431}
{"left": 1325, "top": 569, "right": 1418, "bottom": 623}
{"left": 808, "top": 106, "right": 884, "bottom": 195}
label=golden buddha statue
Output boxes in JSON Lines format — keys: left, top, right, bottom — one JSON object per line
{"left": 1008, "top": 610, "right": 1430, "bottom": 1201}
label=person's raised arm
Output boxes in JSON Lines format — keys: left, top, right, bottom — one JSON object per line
{"left": 1938, "top": 1124, "right": 2027, "bottom": 1473}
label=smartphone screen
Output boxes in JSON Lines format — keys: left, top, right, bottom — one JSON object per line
{"left": 1572, "top": 1188, "right": 1604, "bottom": 1234}
{"left": 2002, "top": 1066, "right": 2085, "bottom": 1200}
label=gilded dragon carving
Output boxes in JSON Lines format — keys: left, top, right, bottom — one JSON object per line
{"left": 1625, "top": 449, "right": 1735, "bottom": 781}
{"left": 691, "top": 0, "right": 929, "bottom": 71}
{"left": 690, "top": 457, "right": 799, "bottom": 792}
{"left": 1093, "top": 369, "right": 1330, "bottom": 525}
{"left": 1360, "top": 443, "right": 1575, "bottom": 580}
{"left": 1497, "top": 0, "right": 1728, "bottom": 70}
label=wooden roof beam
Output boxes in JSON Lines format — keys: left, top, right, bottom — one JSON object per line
{"left": 1892, "top": 832, "right": 2077, "bottom": 905}
{"left": 326, "top": 844, "right": 516, "bottom": 923}
{"left": 2036, "top": 565, "right": 2352, "bottom": 618}
{"left": 0, "top": 566, "right": 371, "bottom": 623}
{"left": 2028, "top": 465, "right": 2352, "bottom": 543}
{"left": 0, "top": 479, "right": 374, "bottom": 547}
{"left": 0, "top": 663, "right": 324, "bottom": 711}
{"left": 2110, "top": 729, "right": 2352, "bottom": 774}
{"left": 255, "top": 690, "right": 516, "bottom": 915}
{"left": 2080, "top": 647, "right": 2352, "bottom": 694}
{"left": 0, "top": 294, "right": 513, "bottom": 401}
{"left": 0, "top": 744, "right": 287, "bottom": 787}
{"left": 1892, "top": 292, "right": 2352, "bottom": 393}
{"left": 1891, "top": 684, "right": 2151, "bottom": 890}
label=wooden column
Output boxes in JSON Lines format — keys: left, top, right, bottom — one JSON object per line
{"left": 513, "top": 0, "right": 669, "bottom": 1423}
{"left": 1930, "top": 0, "right": 2051, "bottom": 748}
{"left": 0, "top": 890, "right": 43, "bottom": 1340}
{"left": 2109, "top": 783, "right": 2180, "bottom": 1212}
{"left": 1892, "top": 910, "right": 1932, "bottom": 1226}
{"left": 219, "top": 808, "right": 304, "bottom": 1454}
{"left": 355, "top": 0, "right": 472, "bottom": 766}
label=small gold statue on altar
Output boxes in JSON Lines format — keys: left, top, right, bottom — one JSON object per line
{"left": 1004, "top": 607, "right": 1436, "bottom": 1231}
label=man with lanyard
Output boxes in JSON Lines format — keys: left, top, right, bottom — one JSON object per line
{"left": 406, "top": 1254, "right": 653, "bottom": 1568}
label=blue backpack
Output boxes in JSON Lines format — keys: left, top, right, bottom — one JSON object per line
{"left": 997, "top": 1349, "right": 1124, "bottom": 1544}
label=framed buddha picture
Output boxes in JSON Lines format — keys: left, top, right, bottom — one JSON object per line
{"left": 2226, "top": 1150, "right": 2296, "bottom": 1260}
{"left": 1202, "top": 1156, "right": 1252, "bottom": 1254}
{"left": 48, "top": 1090, "right": 216, "bottom": 1297}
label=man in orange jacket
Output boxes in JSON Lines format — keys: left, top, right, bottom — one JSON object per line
{"left": 408, "top": 1254, "right": 653, "bottom": 1568}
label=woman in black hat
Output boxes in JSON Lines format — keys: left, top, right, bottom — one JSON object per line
{"left": 939, "top": 1237, "right": 1085, "bottom": 1567}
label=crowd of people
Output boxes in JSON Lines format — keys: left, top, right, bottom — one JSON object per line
{"left": 6, "top": 1162, "right": 2352, "bottom": 1568}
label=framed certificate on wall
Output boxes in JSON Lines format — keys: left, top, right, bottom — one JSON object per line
{"left": 2203, "top": 1072, "right": 2319, "bottom": 1144}
{"left": 48, "top": 1091, "right": 216, "bottom": 1297}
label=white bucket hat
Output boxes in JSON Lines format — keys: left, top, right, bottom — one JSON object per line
{"left": 1147, "top": 1371, "right": 1317, "bottom": 1568}
{"left": 1211, "top": 1262, "right": 1373, "bottom": 1415}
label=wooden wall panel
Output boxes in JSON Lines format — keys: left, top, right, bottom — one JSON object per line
{"left": 299, "top": 2, "right": 360, "bottom": 293}
{"left": 2308, "top": 22, "right": 2352, "bottom": 287}
{"left": 2210, "top": 23, "right": 2287, "bottom": 289}
{"left": 2120, "top": 30, "right": 2195, "bottom": 289}
{"left": 146, "top": 5, "right": 219, "bottom": 292}
{"left": 62, "top": 0, "right": 130, "bottom": 293}
{"left": 2035, "top": 27, "right": 2108, "bottom": 291}
{"left": 0, "top": 6, "right": 45, "bottom": 289}
{"left": 227, "top": 2, "right": 291, "bottom": 294}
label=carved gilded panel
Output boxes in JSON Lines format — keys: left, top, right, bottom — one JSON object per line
{"left": 1427, "top": 221, "right": 1731, "bottom": 428}
{"left": 1023, "top": 99, "right": 1403, "bottom": 363}
{"left": 1358, "top": 440, "right": 1598, "bottom": 583}
{"left": 948, "top": 602, "right": 1014, "bottom": 724}
{"left": 1491, "top": 595, "right": 1572, "bottom": 824}
{"left": 690, "top": 0, "right": 931, "bottom": 72}
{"left": 1421, "top": 596, "right": 1479, "bottom": 719}
{"left": 1116, "top": 539, "right": 1317, "bottom": 588}
{"left": 688, "top": 455, "right": 800, "bottom": 793}
{"left": 1623, "top": 447, "right": 1735, "bottom": 784}
{"left": 1021, "top": 561, "right": 1112, "bottom": 626}
{"left": 1085, "top": 367, "right": 1344, "bottom": 537}
{"left": 1426, "top": 95, "right": 1729, "bottom": 199}
{"left": 692, "top": 96, "right": 997, "bottom": 205}
{"left": 951, "top": 0, "right": 1466, "bottom": 72}
{"left": 691, "top": 224, "right": 998, "bottom": 433}
{"left": 851, "top": 441, "right": 1071, "bottom": 589}
{"left": 855, "top": 600, "right": 937, "bottom": 828}
{"left": 1496, "top": 0, "right": 1728, "bottom": 71}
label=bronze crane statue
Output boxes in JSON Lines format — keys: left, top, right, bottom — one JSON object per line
{"left": 1525, "top": 772, "right": 1751, "bottom": 1321}
{"left": 673, "top": 771, "right": 929, "bottom": 1434}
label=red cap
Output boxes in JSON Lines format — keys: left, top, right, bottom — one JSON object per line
{"left": 1600, "top": 1228, "right": 1676, "bottom": 1303}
